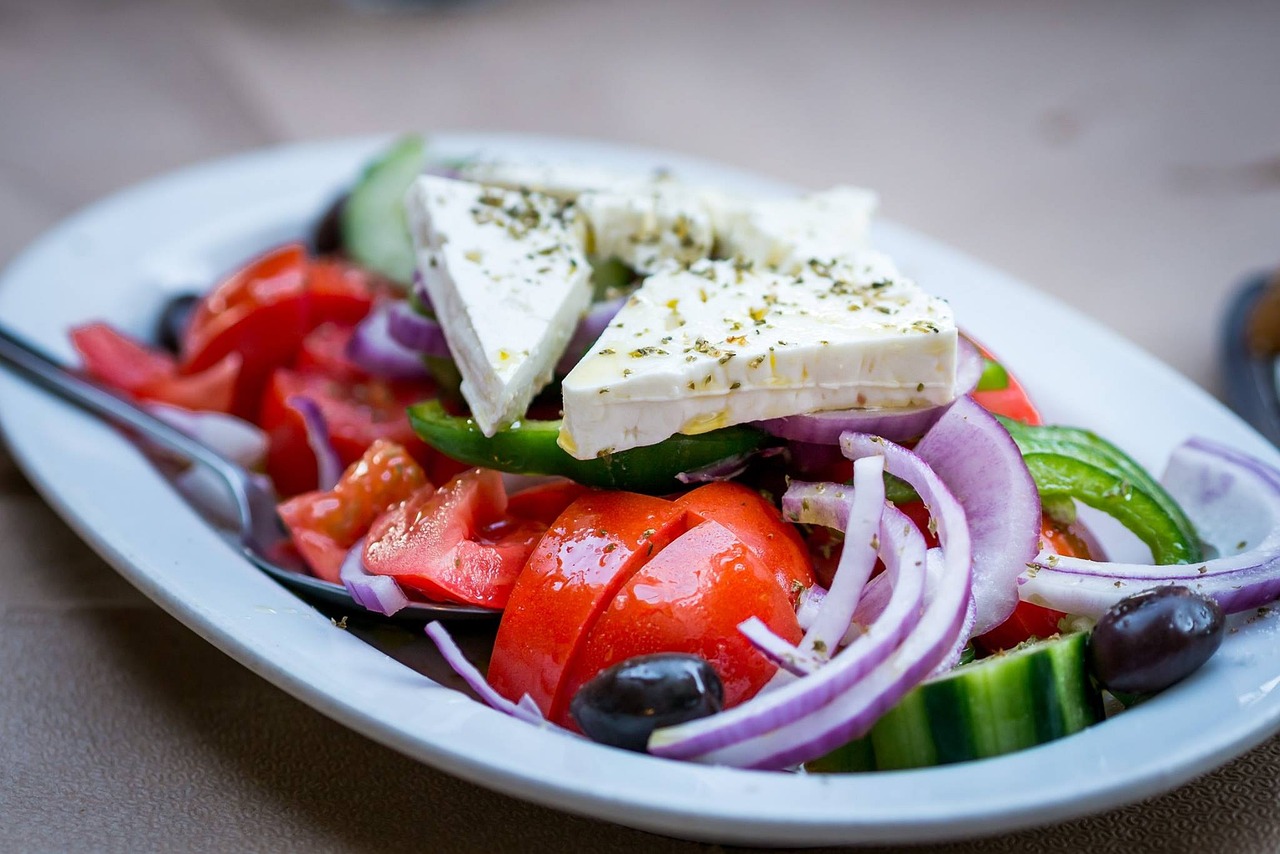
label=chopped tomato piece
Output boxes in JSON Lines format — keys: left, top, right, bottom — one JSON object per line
{"left": 277, "top": 439, "right": 429, "bottom": 583}
{"left": 505, "top": 479, "right": 593, "bottom": 525}
{"left": 562, "top": 519, "right": 803, "bottom": 725}
{"left": 674, "top": 481, "right": 814, "bottom": 604}
{"left": 294, "top": 322, "right": 367, "bottom": 382}
{"left": 181, "top": 244, "right": 310, "bottom": 418}
{"left": 71, "top": 322, "right": 240, "bottom": 413}
{"left": 967, "top": 337, "right": 1042, "bottom": 426}
{"left": 179, "top": 247, "right": 383, "bottom": 420}
{"left": 362, "top": 468, "right": 543, "bottom": 608}
{"left": 259, "top": 367, "right": 437, "bottom": 496}
{"left": 488, "top": 491, "right": 693, "bottom": 718}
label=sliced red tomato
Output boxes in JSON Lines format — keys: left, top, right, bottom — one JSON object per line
{"left": 487, "top": 492, "right": 694, "bottom": 717}
{"left": 181, "top": 244, "right": 310, "bottom": 418}
{"left": 259, "top": 367, "right": 439, "bottom": 496}
{"left": 505, "top": 479, "right": 593, "bottom": 525}
{"left": 180, "top": 246, "right": 382, "bottom": 420}
{"left": 561, "top": 519, "right": 803, "bottom": 725}
{"left": 276, "top": 439, "right": 429, "bottom": 583}
{"left": 975, "top": 514, "right": 1085, "bottom": 653}
{"left": 71, "top": 322, "right": 240, "bottom": 413}
{"left": 674, "top": 481, "right": 814, "bottom": 604}
{"left": 967, "top": 337, "right": 1042, "bottom": 426}
{"left": 362, "top": 468, "right": 544, "bottom": 608}
{"left": 294, "top": 322, "right": 367, "bottom": 382}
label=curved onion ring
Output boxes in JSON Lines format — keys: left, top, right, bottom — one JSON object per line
{"left": 1021, "top": 437, "right": 1280, "bottom": 617}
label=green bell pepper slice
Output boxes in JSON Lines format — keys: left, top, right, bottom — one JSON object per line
{"left": 407, "top": 399, "right": 770, "bottom": 495}
{"left": 997, "top": 417, "right": 1202, "bottom": 564}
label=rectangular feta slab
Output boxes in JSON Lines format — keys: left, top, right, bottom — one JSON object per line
{"left": 711, "top": 186, "right": 879, "bottom": 274}
{"left": 559, "top": 253, "right": 956, "bottom": 459}
{"left": 406, "top": 175, "right": 592, "bottom": 435}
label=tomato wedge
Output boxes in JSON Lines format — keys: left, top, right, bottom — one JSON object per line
{"left": 276, "top": 439, "right": 429, "bottom": 583}
{"left": 968, "top": 338, "right": 1042, "bottom": 426}
{"left": 180, "top": 246, "right": 382, "bottom": 420}
{"left": 362, "top": 468, "right": 544, "bottom": 609}
{"left": 562, "top": 519, "right": 803, "bottom": 724}
{"left": 674, "top": 481, "right": 814, "bottom": 604}
{"left": 487, "top": 492, "right": 693, "bottom": 717}
{"left": 71, "top": 322, "right": 240, "bottom": 413}
{"left": 259, "top": 367, "right": 438, "bottom": 496}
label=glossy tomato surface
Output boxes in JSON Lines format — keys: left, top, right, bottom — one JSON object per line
{"left": 277, "top": 439, "right": 428, "bottom": 582}
{"left": 562, "top": 519, "right": 803, "bottom": 724}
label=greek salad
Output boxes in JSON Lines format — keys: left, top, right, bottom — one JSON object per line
{"left": 69, "top": 135, "right": 1280, "bottom": 772}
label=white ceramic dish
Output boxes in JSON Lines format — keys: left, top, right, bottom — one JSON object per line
{"left": 3, "top": 134, "right": 1279, "bottom": 847}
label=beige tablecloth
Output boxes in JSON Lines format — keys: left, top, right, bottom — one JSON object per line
{"left": 4, "top": 1, "right": 1280, "bottom": 850}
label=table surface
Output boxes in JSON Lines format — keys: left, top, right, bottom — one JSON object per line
{"left": 3, "top": 0, "right": 1280, "bottom": 850}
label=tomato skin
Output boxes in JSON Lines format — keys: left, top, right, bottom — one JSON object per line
{"left": 505, "top": 479, "right": 593, "bottom": 525}
{"left": 674, "top": 481, "right": 814, "bottom": 604}
{"left": 71, "top": 322, "right": 241, "bottom": 413}
{"left": 362, "top": 468, "right": 542, "bottom": 608}
{"left": 294, "top": 322, "right": 367, "bottom": 381}
{"left": 259, "top": 367, "right": 436, "bottom": 496}
{"left": 181, "top": 244, "right": 310, "bottom": 418}
{"left": 487, "top": 492, "right": 693, "bottom": 718}
{"left": 561, "top": 519, "right": 803, "bottom": 726}
{"left": 975, "top": 515, "right": 1083, "bottom": 653}
{"left": 276, "top": 439, "right": 428, "bottom": 583}
{"left": 967, "top": 338, "right": 1042, "bottom": 426}
{"left": 180, "top": 247, "right": 382, "bottom": 420}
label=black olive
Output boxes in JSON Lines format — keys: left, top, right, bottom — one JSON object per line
{"left": 570, "top": 653, "right": 724, "bottom": 752}
{"left": 155, "top": 293, "right": 200, "bottom": 355}
{"left": 312, "top": 193, "right": 347, "bottom": 256}
{"left": 1089, "top": 585, "right": 1225, "bottom": 695}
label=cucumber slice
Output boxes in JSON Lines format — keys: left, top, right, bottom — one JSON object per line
{"left": 342, "top": 135, "right": 426, "bottom": 287}
{"left": 808, "top": 633, "right": 1103, "bottom": 772}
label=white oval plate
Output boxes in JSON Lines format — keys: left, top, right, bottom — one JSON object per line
{"left": 2, "top": 134, "right": 1279, "bottom": 847}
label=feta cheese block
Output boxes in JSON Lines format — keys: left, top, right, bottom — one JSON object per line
{"left": 558, "top": 253, "right": 956, "bottom": 459}
{"left": 712, "top": 186, "right": 879, "bottom": 275}
{"left": 406, "top": 175, "right": 593, "bottom": 436}
{"left": 455, "top": 159, "right": 652, "bottom": 202}
{"left": 575, "top": 185, "right": 715, "bottom": 275}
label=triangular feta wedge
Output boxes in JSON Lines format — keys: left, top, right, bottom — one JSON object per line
{"left": 406, "top": 175, "right": 592, "bottom": 435}
{"left": 559, "top": 253, "right": 956, "bottom": 460}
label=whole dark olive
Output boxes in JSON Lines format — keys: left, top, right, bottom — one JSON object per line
{"left": 312, "top": 193, "right": 347, "bottom": 256}
{"left": 1089, "top": 586, "right": 1225, "bottom": 695}
{"left": 155, "top": 293, "right": 200, "bottom": 355}
{"left": 570, "top": 653, "right": 724, "bottom": 752}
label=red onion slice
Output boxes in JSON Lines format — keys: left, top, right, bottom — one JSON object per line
{"left": 285, "top": 394, "right": 342, "bottom": 491}
{"left": 348, "top": 302, "right": 433, "bottom": 380}
{"left": 782, "top": 457, "right": 886, "bottom": 666}
{"left": 424, "top": 622, "right": 552, "bottom": 728}
{"left": 385, "top": 299, "right": 451, "bottom": 359}
{"left": 1021, "top": 437, "right": 1280, "bottom": 617}
{"left": 751, "top": 337, "right": 983, "bottom": 445}
{"left": 913, "top": 394, "right": 1041, "bottom": 635}
{"left": 738, "top": 616, "right": 825, "bottom": 676}
{"left": 339, "top": 539, "right": 410, "bottom": 617}
{"left": 794, "top": 584, "right": 827, "bottom": 631}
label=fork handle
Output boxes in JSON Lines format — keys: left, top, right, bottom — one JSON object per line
{"left": 0, "top": 322, "right": 245, "bottom": 483}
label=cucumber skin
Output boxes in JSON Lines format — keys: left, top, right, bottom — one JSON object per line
{"left": 808, "top": 633, "right": 1103, "bottom": 773}
{"left": 342, "top": 135, "right": 426, "bottom": 286}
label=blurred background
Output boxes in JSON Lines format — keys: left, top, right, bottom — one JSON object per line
{"left": 3, "top": 0, "right": 1279, "bottom": 395}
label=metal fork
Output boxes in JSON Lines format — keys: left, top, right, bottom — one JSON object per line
{"left": 0, "top": 321, "right": 496, "bottom": 620}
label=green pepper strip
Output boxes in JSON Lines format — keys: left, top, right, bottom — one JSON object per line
{"left": 975, "top": 358, "right": 1009, "bottom": 392}
{"left": 997, "top": 417, "right": 1202, "bottom": 565}
{"left": 407, "top": 399, "right": 769, "bottom": 495}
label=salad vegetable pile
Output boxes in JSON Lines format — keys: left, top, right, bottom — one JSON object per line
{"left": 71, "top": 136, "right": 1280, "bottom": 772}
